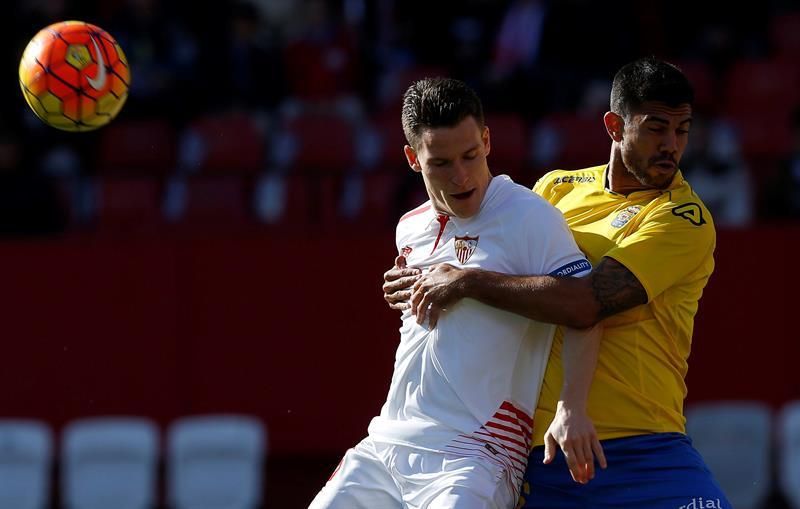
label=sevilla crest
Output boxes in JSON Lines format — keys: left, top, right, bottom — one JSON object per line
{"left": 454, "top": 236, "right": 479, "bottom": 264}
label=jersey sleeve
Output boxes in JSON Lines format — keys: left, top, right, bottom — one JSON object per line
{"left": 532, "top": 170, "right": 559, "bottom": 197}
{"left": 604, "top": 202, "right": 716, "bottom": 301}
{"left": 516, "top": 198, "right": 592, "bottom": 278}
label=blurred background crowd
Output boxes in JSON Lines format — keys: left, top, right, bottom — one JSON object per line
{"left": 2, "top": 0, "right": 800, "bottom": 237}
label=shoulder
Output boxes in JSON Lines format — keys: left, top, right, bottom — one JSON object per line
{"left": 533, "top": 166, "right": 605, "bottom": 197}
{"left": 643, "top": 179, "right": 716, "bottom": 245}
{"left": 398, "top": 201, "right": 431, "bottom": 225}
{"left": 396, "top": 201, "right": 432, "bottom": 239}
{"left": 495, "top": 176, "right": 566, "bottom": 223}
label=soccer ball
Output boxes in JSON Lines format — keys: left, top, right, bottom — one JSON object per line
{"left": 18, "top": 21, "right": 130, "bottom": 132}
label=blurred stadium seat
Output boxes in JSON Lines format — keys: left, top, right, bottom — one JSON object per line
{"left": 181, "top": 113, "right": 265, "bottom": 175}
{"left": 167, "top": 415, "right": 266, "bottom": 509}
{"left": 357, "top": 171, "right": 404, "bottom": 228}
{"left": 61, "top": 417, "right": 159, "bottom": 509}
{"left": 94, "top": 176, "right": 164, "bottom": 232}
{"left": 485, "top": 113, "right": 530, "bottom": 182}
{"left": 98, "top": 119, "right": 177, "bottom": 175}
{"left": 685, "top": 401, "right": 772, "bottom": 509}
{"left": 778, "top": 401, "right": 800, "bottom": 508}
{"left": 0, "top": 420, "right": 52, "bottom": 509}
{"left": 728, "top": 111, "right": 793, "bottom": 160}
{"left": 166, "top": 175, "right": 253, "bottom": 229}
{"left": 671, "top": 59, "right": 716, "bottom": 113}
{"left": 724, "top": 59, "right": 800, "bottom": 116}
{"left": 282, "top": 111, "right": 356, "bottom": 174}
{"left": 771, "top": 12, "right": 800, "bottom": 58}
{"left": 532, "top": 112, "right": 609, "bottom": 172}
{"left": 372, "top": 108, "right": 407, "bottom": 171}
{"left": 253, "top": 173, "right": 312, "bottom": 228}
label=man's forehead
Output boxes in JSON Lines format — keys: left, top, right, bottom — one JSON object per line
{"left": 635, "top": 101, "right": 692, "bottom": 120}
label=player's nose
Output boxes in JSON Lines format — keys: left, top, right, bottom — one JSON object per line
{"left": 450, "top": 160, "right": 470, "bottom": 187}
{"left": 660, "top": 131, "right": 679, "bottom": 153}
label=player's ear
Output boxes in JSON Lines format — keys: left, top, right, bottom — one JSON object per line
{"left": 404, "top": 145, "right": 422, "bottom": 173}
{"left": 482, "top": 125, "right": 491, "bottom": 157}
{"left": 604, "top": 111, "right": 624, "bottom": 143}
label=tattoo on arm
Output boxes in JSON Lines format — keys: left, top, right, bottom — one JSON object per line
{"left": 591, "top": 257, "right": 648, "bottom": 320}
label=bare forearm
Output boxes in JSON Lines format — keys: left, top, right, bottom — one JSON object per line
{"left": 460, "top": 269, "right": 600, "bottom": 328}
{"left": 560, "top": 324, "right": 602, "bottom": 407}
{"left": 458, "top": 257, "right": 648, "bottom": 328}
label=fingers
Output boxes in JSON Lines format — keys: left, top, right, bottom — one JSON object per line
{"left": 394, "top": 255, "right": 407, "bottom": 269}
{"left": 562, "top": 446, "right": 582, "bottom": 484}
{"left": 427, "top": 303, "right": 442, "bottom": 328}
{"left": 385, "top": 290, "right": 412, "bottom": 310}
{"left": 383, "top": 275, "right": 421, "bottom": 295}
{"left": 383, "top": 266, "right": 421, "bottom": 283}
{"left": 415, "top": 291, "right": 433, "bottom": 325}
{"left": 410, "top": 284, "right": 424, "bottom": 317}
{"left": 569, "top": 441, "right": 588, "bottom": 484}
{"left": 543, "top": 432, "right": 556, "bottom": 464}
{"left": 582, "top": 439, "right": 595, "bottom": 480}
{"left": 592, "top": 438, "right": 607, "bottom": 469}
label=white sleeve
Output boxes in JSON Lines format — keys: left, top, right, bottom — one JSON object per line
{"left": 516, "top": 200, "right": 592, "bottom": 278}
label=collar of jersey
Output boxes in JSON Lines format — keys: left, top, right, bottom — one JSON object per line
{"left": 601, "top": 166, "right": 687, "bottom": 198}
{"left": 424, "top": 174, "right": 505, "bottom": 229}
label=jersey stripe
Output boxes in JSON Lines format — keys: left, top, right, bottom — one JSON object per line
{"left": 442, "top": 399, "right": 534, "bottom": 497}
{"left": 398, "top": 203, "right": 431, "bottom": 223}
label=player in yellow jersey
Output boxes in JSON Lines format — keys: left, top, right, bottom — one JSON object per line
{"left": 383, "top": 57, "right": 730, "bottom": 508}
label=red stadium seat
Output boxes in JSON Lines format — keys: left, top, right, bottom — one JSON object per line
{"left": 187, "top": 113, "right": 265, "bottom": 174}
{"left": 98, "top": 119, "right": 176, "bottom": 175}
{"left": 671, "top": 59, "right": 717, "bottom": 113}
{"left": 95, "top": 176, "right": 164, "bottom": 232}
{"left": 723, "top": 59, "right": 800, "bottom": 116}
{"left": 771, "top": 12, "right": 800, "bottom": 58}
{"left": 283, "top": 112, "right": 356, "bottom": 174}
{"left": 379, "top": 65, "right": 449, "bottom": 112}
{"left": 277, "top": 174, "right": 315, "bottom": 228}
{"left": 359, "top": 171, "right": 403, "bottom": 229}
{"left": 179, "top": 175, "right": 253, "bottom": 228}
{"left": 322, "top": 172, "right": 403, "bottom": 232}
{"left": 283, "top": 34, "right": 358, "bottom": 102}
{"left": 534, "top": 112, "right": 610, "bottom": 172}
{"left": 373, "top": 108, "right": 408, "bottom": 171}
{"left": 727, "top": 110, "right": 793, "bottom": 159}
{"left": 485, "top": 113, "right": 530, "bottom": 182}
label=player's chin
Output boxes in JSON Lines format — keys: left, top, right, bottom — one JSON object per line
{"left": 645, "top": 167, "right": 676, "bottom": 187}
{"left": 448, "top": 197, "right": 479, "bottom": 218}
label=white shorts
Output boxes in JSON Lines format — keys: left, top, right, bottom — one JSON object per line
{"left": 309, "top": 437, "right": 517, "bottom": 509}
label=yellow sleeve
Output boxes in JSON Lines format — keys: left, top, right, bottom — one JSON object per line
{"left": 605, "top": 202, "right": 716, "bottom": 301}
{"left": 532, "top": 170, "right": 560, "bottom": 197}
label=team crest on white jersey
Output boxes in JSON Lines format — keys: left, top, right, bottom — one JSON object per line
{"left": 400, "top": 245, "right": 413, "bottom": 257}
{"left": 454, "top": 236, "right": 479, "bottom": 264}
{"left": 611, "top": 205, "right": 642, "bottom": 228}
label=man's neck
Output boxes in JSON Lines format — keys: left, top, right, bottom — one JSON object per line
{"left": 606, "top": 148, "right": 669, "bottom": 195}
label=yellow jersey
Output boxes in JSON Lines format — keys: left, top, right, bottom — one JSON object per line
{"left": 531, "top": 165, "right": 716, "bottom": 445}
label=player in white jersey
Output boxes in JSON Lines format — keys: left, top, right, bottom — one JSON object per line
{"left": 310, "top": 78, "right": 603, "bottom": 509}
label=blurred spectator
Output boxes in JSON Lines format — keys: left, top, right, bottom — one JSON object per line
{"left": 282, "top": 0, "right": 361, "bottom": 108}
{"left": 197, "top": 1, "right": 286, "bottom": 112}
{"left": 483, "top": 0, "right": 550, "bottom": 116}
{"left": 489, "top": 0, "right": 547, "bottom": 81}
{"left": 107, "top": 0, "right": 199, "bottom": 121}
{"left": 681, "top": 117, "right": 753, "bottom": 228}
{"left": 763, "top": 109, "right": 800, "bottom": 220}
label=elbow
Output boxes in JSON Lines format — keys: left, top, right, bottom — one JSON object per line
{"left": 562, "top": 307, "right": 601, "bottom": 330}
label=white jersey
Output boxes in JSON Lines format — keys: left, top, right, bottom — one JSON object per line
{"left": 368, "top": 175, "right": 590, "bottom": 490}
